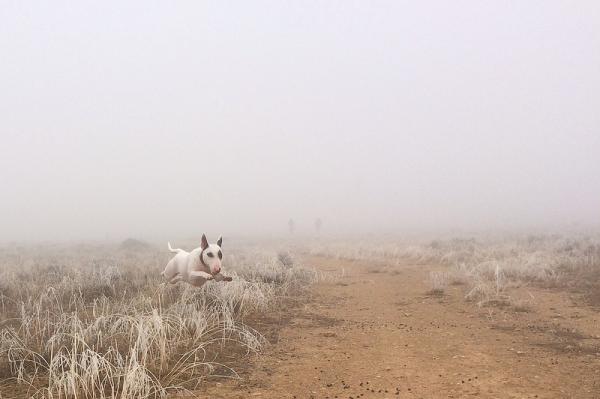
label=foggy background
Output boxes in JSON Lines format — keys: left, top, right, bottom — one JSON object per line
{"left": 1, "top": 1, "right": 599, "bottom": 242}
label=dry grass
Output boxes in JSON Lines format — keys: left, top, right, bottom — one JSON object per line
{"left": 0, "top": 241, "right": 317, "bottom": 398}
{"left": 427, "top": 271, "right": 449, "bottom": 295}
{"left": 308, "top": 232, "right": 600, "bottom": 307}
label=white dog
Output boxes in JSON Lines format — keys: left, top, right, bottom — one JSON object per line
{"left": 162, "top": 234, "right": 232, "bottom": 287}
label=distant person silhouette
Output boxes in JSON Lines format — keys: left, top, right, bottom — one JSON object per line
{"left": 288, "top": 218, "right": 295, "bottom": 234}
{"left": 314, "top": 218, "right": 322, "bottom": 234}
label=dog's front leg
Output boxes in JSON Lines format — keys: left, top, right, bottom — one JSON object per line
{"left": 190, "top": 271, "right": 214, "bottom": 280}
{"left": 214, "top": 274, "right": 233, "bottom": 282}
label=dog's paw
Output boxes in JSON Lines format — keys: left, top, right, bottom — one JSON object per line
{"left": 223, "top": 276, "right": 233, "bottom": 282}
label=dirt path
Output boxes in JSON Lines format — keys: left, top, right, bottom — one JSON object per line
{"left": 199, "top": 256, "right": 600, "bottom": 399}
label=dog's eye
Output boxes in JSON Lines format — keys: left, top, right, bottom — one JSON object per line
{"left": 206, "top": 252, "right": 214, "bottom": 258}
{"left": 218, "top": 250, "right": 222, "bottom": 260}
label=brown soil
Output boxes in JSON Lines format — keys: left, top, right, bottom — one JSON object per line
{"left": 196, "top": 256, "right": 600, "bottom": 399}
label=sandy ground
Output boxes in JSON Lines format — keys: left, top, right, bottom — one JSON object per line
{"left": 197, "top": 256, "right": 600, "bottom": 399}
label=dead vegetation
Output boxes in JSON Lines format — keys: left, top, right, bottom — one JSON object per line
{"left": 309, "top": 232, "right": 600, "bottom": 309}
{"left": 0, "top": 242, "right": 317, "bottom": 398}
{"left": 426, "top": 271, "right": 449, "bottom": 295}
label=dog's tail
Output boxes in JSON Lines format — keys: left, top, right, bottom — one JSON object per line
{"left": 168, "top": 242, "right": 183, "bottom": 254}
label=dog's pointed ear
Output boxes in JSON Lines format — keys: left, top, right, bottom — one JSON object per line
{"left": 217, "top": 236, "right": 223, "bottom": 247}
{"left": 201, "top": 234, "right": 209, "bottom": 250}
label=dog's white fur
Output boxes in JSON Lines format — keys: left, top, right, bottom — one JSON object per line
{"left": 161, "top": 234, "right": 232, "bottom": 287}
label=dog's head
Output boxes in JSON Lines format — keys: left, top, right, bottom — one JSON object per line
{"left": 200, "top": 234, "right": 223, "bottom": 275}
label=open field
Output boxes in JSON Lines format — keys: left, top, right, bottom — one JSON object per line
{"left": 1, "top": 232, "right": 599, "bottom": 398}
{"left": 4, "top": 2, "right": 600, "bottom": 398}
{"left": 310, "top": 232, "right": 600, "bottom": 308}
{"left": 0, "top": 239, "right": 318, "bottom": 398}
{"left": 201, "top": 254, "right": 600, "bottom": 399}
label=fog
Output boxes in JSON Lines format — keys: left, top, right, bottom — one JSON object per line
{"left": 1, "top": 1, "right": 599, "bottom": 242}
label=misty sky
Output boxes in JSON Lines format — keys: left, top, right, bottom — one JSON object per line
{"left": 1, "top": 1, "right": 599, "bottom": 241}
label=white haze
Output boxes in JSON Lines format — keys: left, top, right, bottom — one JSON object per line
{"left": 1, "top": 1, "right": 599, "bottom": 242}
